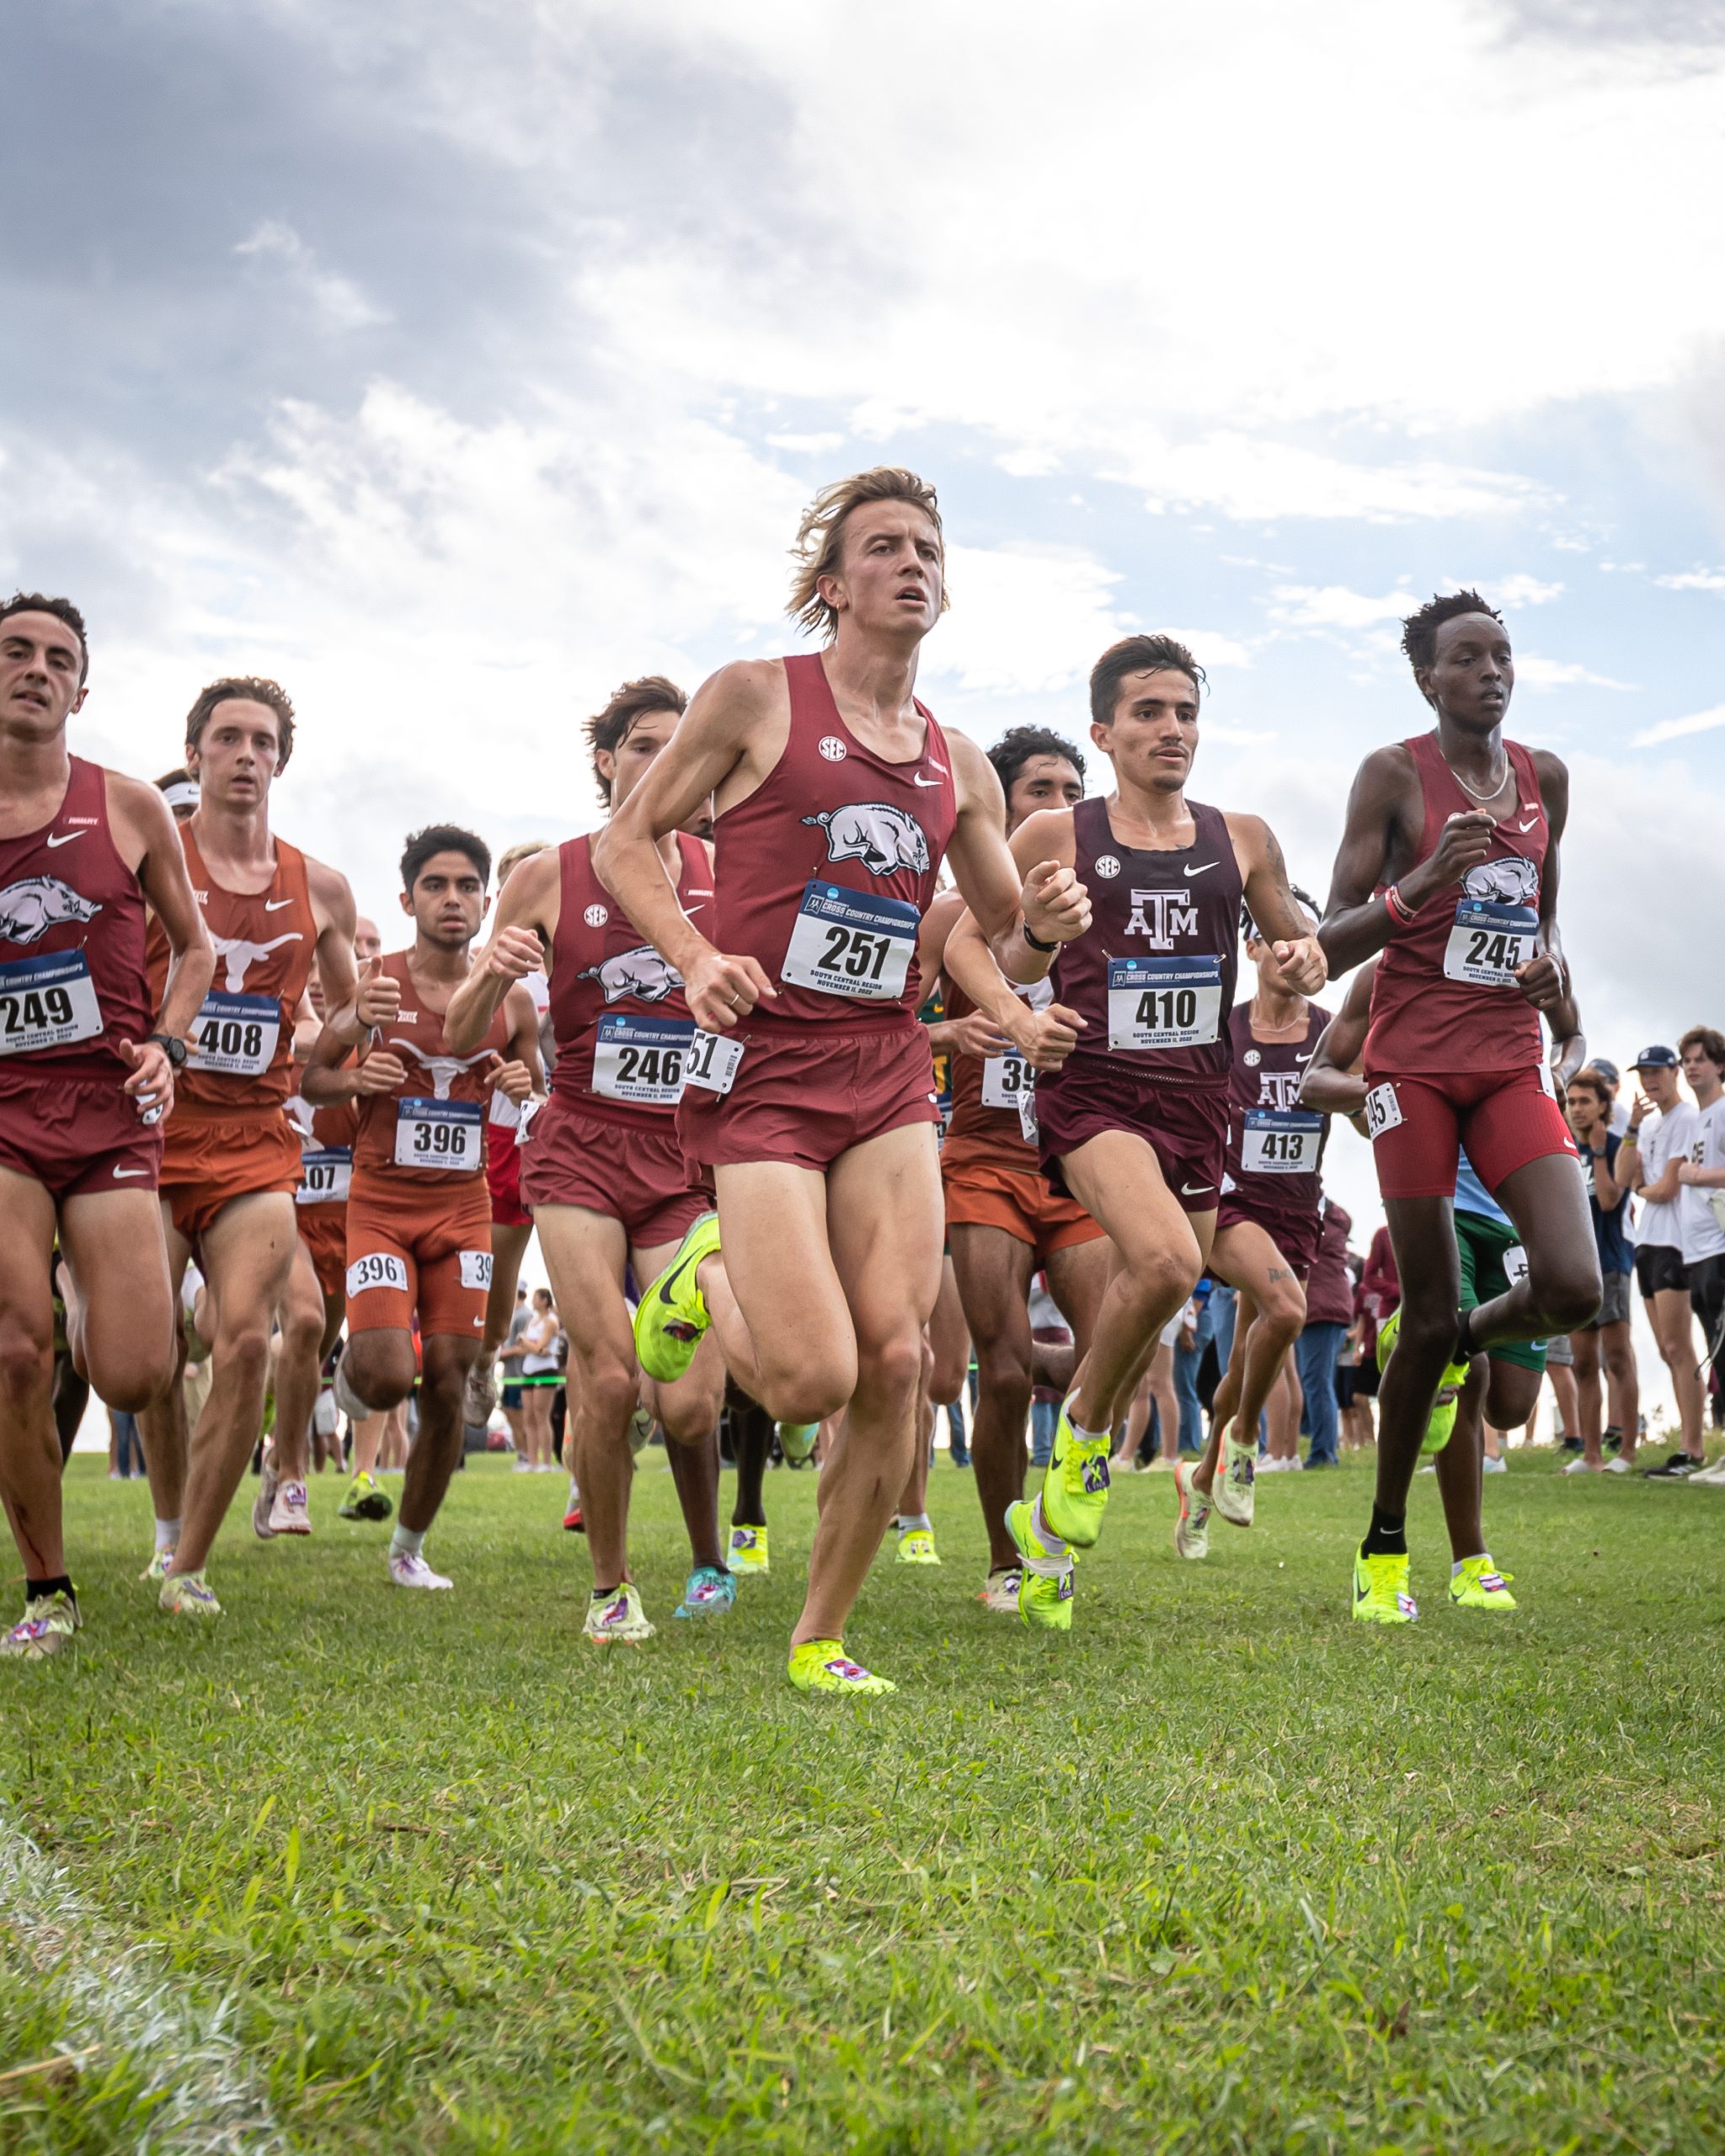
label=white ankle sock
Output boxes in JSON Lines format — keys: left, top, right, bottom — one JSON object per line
{"left": 153, "top": 1517, "right": 180, "bottom": 1552}
{"left": 390, "top": 1525, "right": 425, "bottom": 1559}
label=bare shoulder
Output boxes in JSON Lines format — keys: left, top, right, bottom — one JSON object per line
{"left": 1527, "top": 745, "right": 1569, "bottom": 792}
{"left": 1011, "top": 804, "right": 1076, "bottom": 869}
{"left": 102, "top": 769, "right": 180, "bottom": 874}
{"left": 502, "top": 844, "right": 563, "bottom": 915}
{"left": 693, "top": 657, "right": 787, "bottom": 730}
{"left": 1354, "top": 740, "right": 1418, "bottom": 799}
{"left": 302, "top": 852, "right": 356, "bottom": 931}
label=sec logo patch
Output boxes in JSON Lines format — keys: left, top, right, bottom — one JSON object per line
{"left": 1094, "top": 855, "right": 1121, "bottom": 879}
{"left": 818, "top": 736, "right": 847, "bottom": 762}
{"left": 584, "top": 905, "right": 609, "bottom": 927}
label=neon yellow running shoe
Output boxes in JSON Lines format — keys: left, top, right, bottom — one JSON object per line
{"left": 727, "top": 1524, "right": 769, "bottom": 1577}
{"left": 139, "top": 1546, "right": 174, "bottom": 1584}
{"left": 159, "top": 1571, "right": 223, "bottom": 1620}
{"left": 895, "top": 1524, "right": 940, "bottom": 1566}
{"left": 633, "top": 1211, "right": 721, "bottom": 1383}
{"left": 1212, "top": 1423, "right": 1256, "bottom": 1527}
{"left": 584, "top": 1582, "right": 654, "bottom": 1644}
{"left": 1449, "top": 1556, "right": 1517, "bottom": 1611}
{"left": 1172, "top": 1460, "right": 1211, "bottom": 1561}
{"left": 1039, "top": 1393, "right": 1111, "bottom": 1548}
{"left": 787, "top": 1640, "right": 896, "bottom": 1695}
{"left": 0, "top": 1589, "right": 81, "bottom": 1660}
{"left": 1375, "top": 1308, "right": 1468, "bottom": 1456}
{"left": 1351, "top": 1545, "right": 1418, "bottom": 1625}
{"left": 1005, "top": 1497, "right": 1074, "bottom": 1630}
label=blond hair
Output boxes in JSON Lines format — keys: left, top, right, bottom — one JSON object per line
{"left": 788, "top": 467, "right": 948, "bottom": 639}
{"left": 496, "top": 840, "right": 550, "bottom": 885}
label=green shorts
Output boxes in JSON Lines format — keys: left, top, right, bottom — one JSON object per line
{"left": 1455, "top": 1208, "right": 1546, "bottom": 1374}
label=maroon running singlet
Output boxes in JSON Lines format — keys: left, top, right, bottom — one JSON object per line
{"left": 1035, "top": 794, "right": 1242, "bottom": 1214}
{"left": 1213, "top": 1000, "right": 1332, "bottom": 1278}
{"left": 1362, "top": 732, "right": 1575, "bottom": 1201}
{"left": 678, "top": 653, "right": 959, "bottom": 1176}
{"left": 0, "top": 755, "right": 162, "bottom": 1197}
{"left": 521, "top": 830, "right": 713, "bottom": 1249}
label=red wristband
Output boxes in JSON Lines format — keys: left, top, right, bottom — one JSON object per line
{"left": 1384, "top": 883, "right": 1417, "bottom": 928}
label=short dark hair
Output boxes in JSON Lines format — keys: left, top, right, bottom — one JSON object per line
{"left": 0, "top": 592, "right": 89, "bottom": 684}
{"left": 1242, "top": 884, "right": 1319, "bottom": 943}
{"left": 586, "top": 675, "right": 686, "bottom": 806}
{"left": 185, "top": 675, "right": 296, "bottom": 771}
{"left": 1568, "top": 1069, "right": 1611, "bottom": 1108}
{"left": 400, "top": 824, "right": 491, "bottom": 891}
{"left": 989, "top": 724, "right": 1087, "bottom": 797}
{"left": 1088, "top": 635, "right": 1205, "bottom": 728}
{"left": 1399, "top": 590, "right": 1503, "bottom": 677}
{"left": 1679, "top": 1024, "right": 1725, "bottom": 1070}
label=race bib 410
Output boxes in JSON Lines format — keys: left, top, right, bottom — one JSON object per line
{"left": 1106, "top": 955, "right": 1222, "bottom": 1054}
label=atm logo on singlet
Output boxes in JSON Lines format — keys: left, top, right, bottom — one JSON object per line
{"left": 1124, "top": 890, "right": 1199, "bottom": 950}
{"left": 1256, "top": 1070, "right": 1305, "bottom": 1110}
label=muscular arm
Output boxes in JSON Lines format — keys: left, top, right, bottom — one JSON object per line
{"left": 502, "top": 979, "right": 547, "bottom": 1096}
{"left": 926, "top": 883, "right": 1087, "bottom": 1072}
{"left": 592, "top": 661, "right": 778, "bottom": 1028}
{"left": 446, "top": 850, "right": 559, "bottom": 1054}
{"left": 121, "top": 776, "right": 214, "bottom": 1042}
{"left": 1299, "top": 962, "right": 1374, "bottom": 1128}
{"left": 1228, "top": 812, "right": 1326, "bottom": 994}
{"left": 306, "top": 857, "right": 358, "bottom": 1017}
{"left": 1319, "top": 744, "right": 1498, "bottom": 974}
{"left": 941, "top": 734, "right": 1088, "bottom": 987}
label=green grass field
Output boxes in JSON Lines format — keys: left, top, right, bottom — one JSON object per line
{"left": 3, "top": 1450, "right": 1722, "bottom": 2153}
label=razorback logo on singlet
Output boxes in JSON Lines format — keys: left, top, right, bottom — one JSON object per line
{"left": 800, "top": 803, "right": 932, "bottom": 877}
{"left": 1461, "top": 857, "right": 1539, "bottom": 906}
{"left": 575, "top": 945, "right": 683, "bottom": 1005}
{"left": 209, "top": 930, "right": 305, "bottom": 991}
{"left": 0, "top": 876, "right": 99, "bottom": 943}
{"left": 1123, "top": 889, "right": 1200, "bottom": 948}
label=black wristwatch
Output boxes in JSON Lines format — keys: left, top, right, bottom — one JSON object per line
{"left": 147, "top": 1030, "right": 189, "bottom": 1070}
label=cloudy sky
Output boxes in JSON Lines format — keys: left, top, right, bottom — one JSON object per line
{"left": 8, "top": 0, "right": 1725, "bottom": 1264}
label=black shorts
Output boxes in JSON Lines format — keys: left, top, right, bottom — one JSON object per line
{"left": 1335, "top": 1365, "right": 1358, "bottom": 1408}
{"left": 1353, "top": 1356, "right": 1381, "bottom": 1399}
{"left": 1636, "top": 1244, "right": 1689, "bottom": 1299}
{"left": 1690, "top": 1253, "right": 1725, "bottom": 1352}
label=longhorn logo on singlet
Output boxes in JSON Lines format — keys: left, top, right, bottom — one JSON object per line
{"left": 384, "top": 1038, "right": 499, "bottom": 1099}
{"left": 801, "top": 803, "right": 931, "bottom": 878}
{"left": 1124, "top": 890, "right": 1199, "bottom": 949}
{"left": 1462, "top": 857, "right": 1538, "bottom": 906}
{"left": 576, "top": 945, "right": 683, "bottom": 1005}
{"left": 210, "top": 930, "right": 304, "bottom": 990}
{"left": 0, "top": 876, "right": 100, "bottom": 945}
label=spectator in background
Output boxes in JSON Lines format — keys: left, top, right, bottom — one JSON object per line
{"left": 1361, "top": 1222, "right": 1400, "bottom": 1330}
{"left": 1622, "top": 1044, "right": 1706, "bottom": 1472}
{"left": 1565, "top": 1069, "right": 1638, "bottom": 1471}
{"left": 1172, "top": 1279, "right": 1215, "bottom": 1455}
{"left": 1675, "top": 1026, "right": 1725, "bottom": 1476}
{"left": 1590, "top": 1058, "right": 1631, "bottom": 1137}
{"left": 1296, "top": 1199, "right": 1353, "bottom": 1468}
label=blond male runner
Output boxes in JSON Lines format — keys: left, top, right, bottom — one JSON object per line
{"left": 138, "top": 679, "right": 360, "bottom": 1616}
{"left": 948, "top": 634, "right": 1324, "bottom": 1627}
{"left": 598, "top": 469, "right": 1090, "bottom": 1694}
{"left": 0, "top": 593, "right": 213, "bottom": 1657}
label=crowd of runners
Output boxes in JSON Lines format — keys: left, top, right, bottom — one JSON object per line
{"left": 3, "top": 466, "right": 1722, "bottom": 1687}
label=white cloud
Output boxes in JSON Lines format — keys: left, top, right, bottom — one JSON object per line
{"left": 922, "top": 543, "right": 1129, "bottom": 695}
{"left": 1513, "top": 654, "right": 1637, "bottom": 690}
{"left": 1162, "top": 629, "right": 1253, "bottom": 670}
{"left": 235, "top": 221, "right": 387, "bottom": 334}
{"left": 1656, "top": 567, "right": 1725, "bottom": 590}
{"left": 1268, "top": 584, "right": 1416, "bottom": 629}
{"left": 765, "top": 431, "right": 845, "bottom": 455}
{"left": 1632, "top": 702, "right": 1725, "bottom": 747}
{"left": 1492, "top": 573, "right": 1565, "bottom": 606}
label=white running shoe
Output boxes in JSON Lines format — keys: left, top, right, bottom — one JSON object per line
{"left": 462, "top": 1359, "right": 498, "bottom": 1428}
{"left": 1562, "top": 1455, "right": 1599, "bottom": 1476}
{"left": 627, "top": 1406, "right": 655, "bottom": 1454}
{"left": 1172, "top": 1460, "right": 1211, "bottom": 1561}
{"left": 268, "top": 1479, "right": 312, "bottom": 1535}
{"left": 387, "top": 1549, "right": 453, "bottom": 1589}
{"left": 979, "top": 1566, "right": 1022, "bottom": 1614}
{"left": 1602, "top": 1455, "right": 1635, "bottom": 1476}
{"left": 252, "top": 1460, "right": 279, "bottom": 1540}
{"left": 1482, "top": 1454, "right": 1509, "bottom": 1475}
{"left": 1213, "top": 1428, "right": 1257, "bottom": 1526}
{"left": 1685, "top": 1458, "right": 1725, "bottom": 1485}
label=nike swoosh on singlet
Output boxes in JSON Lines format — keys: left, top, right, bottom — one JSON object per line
{"left": 45, "top": 831, "right": 83, "bottom": 847}
{"left": 1295, "top": 1052, "right": 1315, "bottom": 1063}
{"left": 911, "top": 773, "right": 945, "bottom": 787}
{"left": 1515, "top": 816, "right": 1539, "bottom": 831}
{"left": 1183, "top": 862, "right": 1215, "bottom": 878}
{"left": 264, "top": 898, "right": 296, "bottom": 911}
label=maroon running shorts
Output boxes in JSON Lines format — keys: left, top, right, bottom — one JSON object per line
{"left": 1214, "top": 1188, "right": 1322, "bottom": 1280}
{"left": 1036, "top": 1058, "right": 1229, "bottom": 1218}
{"left": 522, "top": 1092, "right": 710, "bottom": 1251}
{"left": 677, "top": 1020, "right": 940, "bottom": 1177}
{"left": 0, "top": 1070, "right": 162, "bottom": 1202}
{"left": 485, "top": 1118, "right": 531, "bottom": 1230}
{"left": 1362, "top": 1064, "right": 1578, "bottom": 1201}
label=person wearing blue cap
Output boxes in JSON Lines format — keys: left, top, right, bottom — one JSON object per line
{"left": 1620, "top": 1045, "right": 1705, "bottom": 1474}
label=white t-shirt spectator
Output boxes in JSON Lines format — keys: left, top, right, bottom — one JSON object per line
{"left": 1637, "top": 1102, "right": 1697, "bottom": 1253}
{"left": 1680, "top": 1097, "right": 1725, "bottom": 1264}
